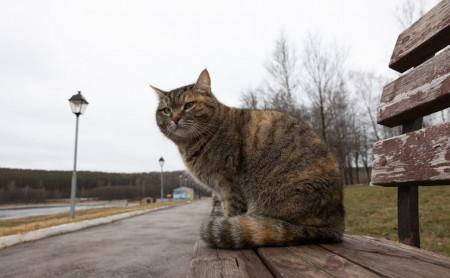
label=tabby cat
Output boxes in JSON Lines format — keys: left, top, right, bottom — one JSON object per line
{"left": 152, "top": 69, "right": 344, "bottom": 248}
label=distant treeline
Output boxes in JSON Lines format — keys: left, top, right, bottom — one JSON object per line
{"left": 0, "top": 168, "right": 209, "bottom": 204}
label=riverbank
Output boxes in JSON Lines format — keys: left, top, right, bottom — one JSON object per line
{"left": 0, "top": 201, "right": 187, "bottom": 237}
{"left": 0, "top": 199, "right": 131, "bottom": 209}
{"left": 0, "top": 200, "right": 140, "bottom": 220}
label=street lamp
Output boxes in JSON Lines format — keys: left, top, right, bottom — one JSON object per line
{"left": 179, "top": 173, "right": 182, "bottom": 187}
{"left": 68, "top": 91, "right": 89, "bottom": 218}
{"left": 159, "top": 157, "right": 165, "bottom": 203}
{"left": 185, "top": 175, "right": 188, "bottom": 187}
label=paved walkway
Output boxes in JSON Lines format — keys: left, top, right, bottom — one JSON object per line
{"left": 0, "top": 199, "right": 213, "bottom": 278}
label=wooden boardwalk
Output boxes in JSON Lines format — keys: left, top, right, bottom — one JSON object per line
{"left": 188, "top": 235, "right": 450, "bottom": 278}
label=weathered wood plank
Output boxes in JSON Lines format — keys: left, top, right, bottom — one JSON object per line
{"left": 257, "top": 244, "right": 380, "bottom": 278}
{"left": 320, "top": 235, "right": 450, "bottom": 278}
{"left": 371, "top": 122, "right": 450, "bottom": 186}
{"left": 188, "top": 236, "right": 450, "bottom": 278}
{"left": 187, "top": 240, "right": 273, "bottom": 278}
{"left": 378, "top": 47, "right": 450, "bottom": 127}
{"left": 389, "top": 0, "right": 450, "bottom": 72}
{"left": 353, "top": 235, "right": 450, "bottom": 269}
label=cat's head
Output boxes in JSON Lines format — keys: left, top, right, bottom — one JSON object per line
{"left": 152, "top": 69, "right": 219, "bottom": 142}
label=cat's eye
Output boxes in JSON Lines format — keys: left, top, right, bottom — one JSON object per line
{"left": 163, "top": 107, "right": 171, "bottom": 114}
{"left": 184, "top": 102, "right": 195, "bottom": 110}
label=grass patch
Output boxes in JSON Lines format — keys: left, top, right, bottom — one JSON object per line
{"left": 344, "top": 185, "right": 450, "bottom": 256}
{"left": 0, "top": 201, "right": 186, "bottom": 237}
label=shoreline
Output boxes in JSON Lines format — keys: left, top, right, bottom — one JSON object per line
{"left": 0, "top": 199, "right": 134, "bottom": 210}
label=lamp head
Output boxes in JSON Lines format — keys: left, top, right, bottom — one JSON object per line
{"left": 69, "top": 91, "right": 89, "bottom": 115}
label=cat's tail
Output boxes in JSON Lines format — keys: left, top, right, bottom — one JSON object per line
{"left": 200, "top": 215, "right": 342, "bottom": 249}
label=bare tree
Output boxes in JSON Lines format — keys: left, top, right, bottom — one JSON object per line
{"left": 395, "top": 0, "right": 426, "bottom": 30}
{"left": 264, "top": 32, "right": 299, "bottom": 109}
{"left": 349, "top": 71, "right": 385, "bottom": 141}
{"left": 302, "top": 33, "right": 348, "bottom": 142}
{"left": 358, "top": 120, "right": 373, "bottom": 181}
{"left": 327, "top": 88, "right": 356, "bottom": 185}
{"left": 240, "top": 87, "right": 263, "bottom": 110}
{"left": 241, "top": 32, "right": 307, "bottom": 121}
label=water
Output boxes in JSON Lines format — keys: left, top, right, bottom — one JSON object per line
{"left": 0, "top": 202, "right": 128, "bottom": 220}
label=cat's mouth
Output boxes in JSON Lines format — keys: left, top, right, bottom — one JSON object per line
{"left": 166, "top": 120, "right": 201, "bottom": 139}
{"left": 170, "top": 123, "right": 190, "bottom": 137}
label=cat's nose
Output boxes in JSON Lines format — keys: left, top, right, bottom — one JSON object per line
{"left": 172, "top": 117, "right": 180, "bottom": 124}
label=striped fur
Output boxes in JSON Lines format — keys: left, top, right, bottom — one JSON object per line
{"left": 153, "top": 69, "right": 345, "bottom": 248}
{"left": 201, "top": 215, "right": 342, "bottom": 249}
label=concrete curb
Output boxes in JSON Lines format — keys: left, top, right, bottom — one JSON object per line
{"left": 0, "top": 205, "right": 175, "bottom": 249}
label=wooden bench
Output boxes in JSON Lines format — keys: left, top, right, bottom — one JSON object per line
{"left": 188, "top": 1, "right": 450, "bottom": 277}
{"left": 188, "top": 235, "right": 450, "bottom": 277}
{"left": 370, "top": 0, "right": 450, "bottom": 248}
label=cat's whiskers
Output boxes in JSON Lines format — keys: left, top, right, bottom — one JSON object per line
{"left": 164, "top": 123, "right": 175, "bottom": 138}
{"left": 191, "top": 127, "right": 206, "bottom": 146}
{"left": 187, "top": 120, "right": 216, "bottom": 134}
{"left": 184, "top": 121, "right": 208, "bottom": 145}
{"left": 186, "top": 121, "right": 215, "bottom": 138}
{"left": 184, "top": 121, "right": 216, "bottom": 146}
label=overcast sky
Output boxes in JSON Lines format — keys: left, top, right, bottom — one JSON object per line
{"left": 0, "top": 0, "right": 439, "bottom": 173}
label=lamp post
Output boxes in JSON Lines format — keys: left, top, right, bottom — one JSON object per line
{"left": 185, "top": 175, "right": 188, "bottom": 187}
{"left": 179, "top": 173, "right": 182, "bottom": 187}
{"left": 159, "top": 157, "right": 165, "bottom": 203}
{"left": 68, "top": 91, "right": 89, "bottom": 219}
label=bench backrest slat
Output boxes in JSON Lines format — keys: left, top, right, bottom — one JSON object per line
{"left": 389, "top": 0, "right": 450, "bottom": 72}
{"left": 378, "top": 47, "right": 450, "bottom": 127}
{"left": 371, "top": 121, "right": 450, "bottom": 186}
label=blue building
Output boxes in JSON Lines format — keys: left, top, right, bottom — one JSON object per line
{"left": 173, "top": 187, "right": 194, "bottom": 201}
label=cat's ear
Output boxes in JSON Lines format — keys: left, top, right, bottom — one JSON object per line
{"left": 194, "top": 69, "right": 212, "bottom": 95}
{"left": 150, "top": 85, "right": 167, "bottom": 98}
